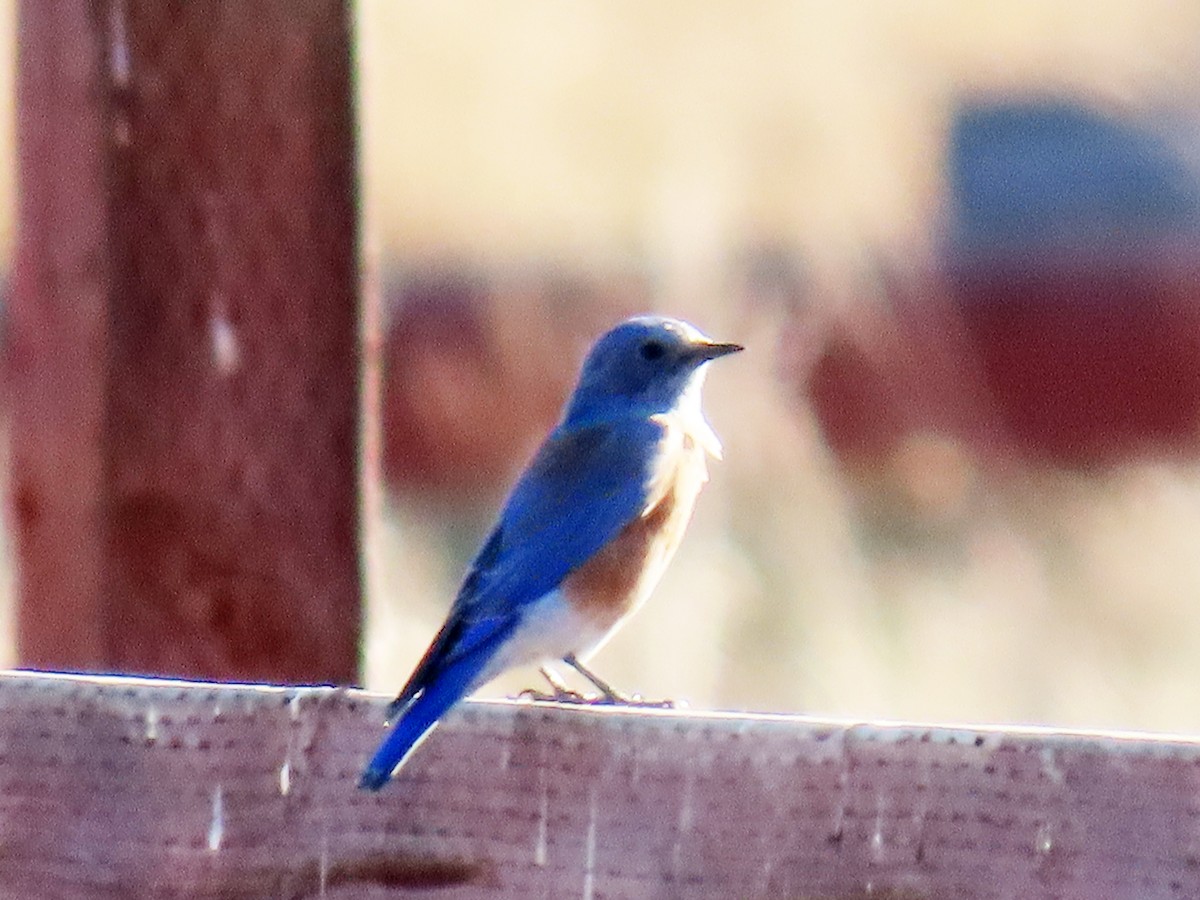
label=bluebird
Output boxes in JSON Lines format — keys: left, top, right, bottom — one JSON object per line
{"left": 360, "top": 315, "right": 742, "bottom": 790}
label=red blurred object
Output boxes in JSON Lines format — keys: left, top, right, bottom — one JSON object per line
{"left": 949, "top": 251, "right": 1200, "bottom": 465}
{"left": 803, "top": 252, "right": 1200, "bottom": 470}
{"left": 380, "top": 270, "right": 644, "bottom": 494}
{"left": 800, "top": 257, "right": 1001, "bottom": 469}
{"left": 380, "top": 273, "right": 505, "bottom": 489}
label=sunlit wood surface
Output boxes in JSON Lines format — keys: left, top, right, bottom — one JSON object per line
{"left": 0, "top": 670, "right": 1194, "bottom": 899}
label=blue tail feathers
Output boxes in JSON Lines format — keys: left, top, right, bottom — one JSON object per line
{"left": 358, "top": 661, "right": 479, "bottom": 791}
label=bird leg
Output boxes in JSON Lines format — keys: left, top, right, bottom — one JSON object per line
{"left": 539, "top": 664, "right": 574, "bottom": 695}
{"left": 517, "top": 664, "right": 593, "bottom": 703}
{"left": 562, "top": 654, "right": 675, "bottom": 708}
{"left": 518, "top": 656, "right": 676, "bottom": 708}
{"left": 561, "top": 654, "right": 624, "bottom": 702}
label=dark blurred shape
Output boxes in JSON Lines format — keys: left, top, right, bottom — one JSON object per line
{"left": 380, "top": 269, "right": 502, "bottom": 490}
{"left": 947, "top": 100, "right": 1200, "bottom": 465}
{"left": 381, "top": 266, "right": 645, "bottom": 495}
{"left": 808, "top": 332, "right": 905, "bottom": 462}
{"left": 741, "top": 242, "right": 809, "bottom": 316}
{"left": 803, "top": 255, "right": 997, "bottom": 526}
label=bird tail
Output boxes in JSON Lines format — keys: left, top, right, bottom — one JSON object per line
{"left": 358, "top": 659, "right": 481, "bottom": 791}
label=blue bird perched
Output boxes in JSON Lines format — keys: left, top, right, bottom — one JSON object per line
{"left": 360, "top": 315, "right": 742, "bottom": 791}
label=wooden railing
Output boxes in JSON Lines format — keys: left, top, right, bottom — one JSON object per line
{"left": 0, "top": 670, "right": 1194, "bottom": 899}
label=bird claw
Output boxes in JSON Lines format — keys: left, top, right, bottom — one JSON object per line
{"left": 517, "top": 686, "right": 599, "bottom": 704}
{"left": 607, "top": 693, "right": 678, "bottom": 709}
{"left": 523, "top": 659, "right": 680, "bottom": 707}
{"left": 642, "top": 696, "right": 679, "bottom": 709}
{"left": 516, "top": 685, "right": 677, "bottom": 708}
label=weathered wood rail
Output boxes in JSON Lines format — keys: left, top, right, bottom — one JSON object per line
{"left": 0, "top": 670, "right": 1195, "bottom": 898}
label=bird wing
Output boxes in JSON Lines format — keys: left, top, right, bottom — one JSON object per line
{"left": 385, "top": 416, "right": 664, "bottom": 718}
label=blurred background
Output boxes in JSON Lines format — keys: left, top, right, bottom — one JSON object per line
{"left": 10, "top": 1, "right": 1200, "bottom": 732}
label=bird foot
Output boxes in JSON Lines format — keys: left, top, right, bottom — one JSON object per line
{"left": 521, "top": 660, "right": 681, "bottom": 708}
{"left": 516, "top": 685, "right": 677, "bottom": 708}
{"left": 607, "top": 693, "right": 679, "bottom": 709}
{"left": 517, "top": 686, "right": 602, "bottom": 705}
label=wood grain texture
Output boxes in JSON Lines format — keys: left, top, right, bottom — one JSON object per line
{"left": 12, "top": 1, "right": 363, "bottom": 683}
{"left": 0, "top": 671, "right": 1196, "bottom": 899}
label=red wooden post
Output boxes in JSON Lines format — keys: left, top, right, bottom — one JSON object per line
{"left": 10, "top": 1, "right": 364, "bottom": 683}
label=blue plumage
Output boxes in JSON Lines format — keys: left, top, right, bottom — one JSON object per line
{"left": 360, "top": 316, "right": 741, "bottom": 790}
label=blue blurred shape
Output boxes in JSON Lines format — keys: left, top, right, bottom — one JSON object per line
{"left": 948, "top": 100, "right": 1200, "bottom": 260}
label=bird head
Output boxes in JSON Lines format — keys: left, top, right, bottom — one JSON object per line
{"left": 563, "top": 316, "right": 742, "bottom": 426}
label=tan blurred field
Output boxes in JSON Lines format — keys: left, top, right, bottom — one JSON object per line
{"left": 356, "top": 0, "right": 1200, "bottom": 733}
{"left": 7, "top": 2, "right": 1200, "bottom": 734}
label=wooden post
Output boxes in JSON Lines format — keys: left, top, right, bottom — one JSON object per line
{"left": 10, "top": 1, "right": 363, "bottom": 683}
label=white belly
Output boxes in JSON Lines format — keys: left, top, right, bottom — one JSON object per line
{"left": 474, "top": 588, "right": 608, "bottom": 686}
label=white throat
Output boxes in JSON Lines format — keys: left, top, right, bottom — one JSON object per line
{"left": 677, "top": 366, "right": 723, "bottom": 459}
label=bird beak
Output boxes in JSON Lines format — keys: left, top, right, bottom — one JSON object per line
{"left": 690, "top": 340, "right": 744, "bottom": 362}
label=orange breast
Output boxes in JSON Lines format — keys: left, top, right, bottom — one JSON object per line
{"left": 561, "top": 422, "right": 708, "bottom": 632}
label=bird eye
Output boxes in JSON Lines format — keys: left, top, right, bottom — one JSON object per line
{"left": 639, "top": 340, "right": 666, "bottom": 362}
